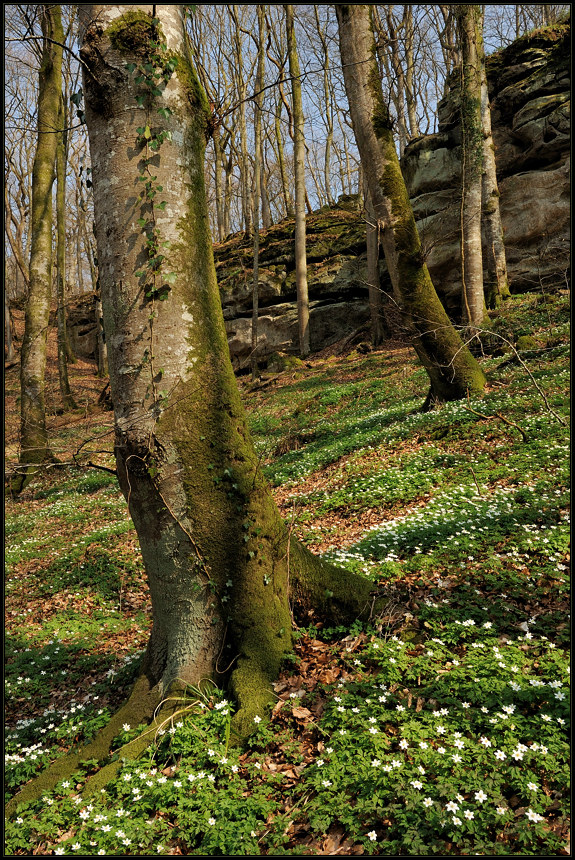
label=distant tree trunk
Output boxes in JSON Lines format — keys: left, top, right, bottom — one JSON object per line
{"left": 336, "top": 4, "right": 486, "bottom": 406}
{"left": 456, "top": 5, "right": 486, "bottom": 335}
{"left": 12, "top": 4, "right": 64, "bottom": 495}
{"left": 363, "top": 176, "right": 384, "bottom": 347}
{"left": 260, "top": 159, "right": 272, "bottom": 229}
{"left": 212, "top": 125, "right": 226, "bottom": 242}
{"left": 231, "top": 6, "right": 252, "bottom": 237}
{"left": 251, "top": 5, "right": 265, "bottom": 381}
{"left": 479, "top": 12, "right": 510, "bottom": 309}
{"left": 403, "top": 5, "right": 419, "bottom": 139}
{"left": 56, "top": 93, "right": 76, "bottom": 409}
{"left": 314, "top": 5, "right": 335, "bottom": 205}
{"left": 285, "top": 4, "right": 310, "bottom": 356}
{"left": 5, "top": 281, "right": 15, "bottom": 362}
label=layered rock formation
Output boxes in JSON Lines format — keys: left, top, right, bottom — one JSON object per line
{"left": 68, "top": 20, "right": 569, "bottom": 367}
{"left": 402, "top": 18, "right": 570, "bottom": 309}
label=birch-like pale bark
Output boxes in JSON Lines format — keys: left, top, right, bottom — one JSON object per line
{"left": 285, "top": 4, "right": 310, "bottom": 356}
{"left": 336, "top": 4, "right": 485, "bottom": 405}
{"left": 12, "top": 4, "right": 64, "bottom": 494}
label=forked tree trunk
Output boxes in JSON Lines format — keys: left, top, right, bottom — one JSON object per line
{"left": 336, "top": 4, "right": 485, "bottom": 405}
{"left": 12, "top": 5, "right": 64, "bottom": 494}
{"left": 76, "top": 3, "right": 376, "bottom": 745}
{"left": 456, "top": 4, "right": 486, "bottom": 334}
{"left": 285, "top": 3, "right": 310, "bottom": 357}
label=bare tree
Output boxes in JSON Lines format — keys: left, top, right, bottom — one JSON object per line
{"left": 285, "top": 4, "right": 310, "bottom": 356}
{"left": 336, "top": 4, "right": 486, "bottom": 406}
{"left": 12, "top": 4, "right": 64, "bottom": 494}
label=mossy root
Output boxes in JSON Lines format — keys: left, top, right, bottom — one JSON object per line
{"left": 5, "top": 674, "right": 162, "bottom": 818}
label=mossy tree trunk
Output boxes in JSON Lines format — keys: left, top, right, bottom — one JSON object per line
{"left": 12, "top": 4, "right": 64, "bottom": 495}
{"left": 285, "top": 3, "right": 310, "bottom": 357}
{"left": 363, "top": 175, "right": 384, "bottom": 348}
{"left": 478, "top": 10, "right": 510, "bottom": 309}
{"left": 251, "top": 5, "right": 265, "bottom": 382}
{"left": 56, "top": 92, "right": 76, "bottom": 409}
{"left": 230, "top": 5, "right": 252, "bottom": 237}
{"left": 78, "top": 2, "right": 377, "bottom": 745}
{"left": 335, "top": 4, "right": 486, "bottom": 405}
{"left": 456, "top": 4, "right": 486, "bottom": 334}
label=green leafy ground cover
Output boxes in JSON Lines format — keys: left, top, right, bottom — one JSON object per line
{"left": 4, "top": 291, "right": 570, "bottom": 855}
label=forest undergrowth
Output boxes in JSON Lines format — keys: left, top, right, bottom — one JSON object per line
{"left": 4, "top": 290, "right": 570, "bottom": 856}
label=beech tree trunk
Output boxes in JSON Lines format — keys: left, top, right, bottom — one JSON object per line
{"left": 285, "top": 3, "right": 310, "bottom": 357}
{"left": 336, "top": 5, "right": 485, "bottom": 405}
{"left": 479, "top": 11, "right": 510, "bottom": 309}
{"left": 56, "top": 93, "right": 76, "bottom": 409}
{"left": 456, "top": 4, "right": 486, "bottom": 334}
{"left": 12, "top": 4, "right": 64, "bottom": 494}
{"left": 251, "top": 5, "right": 265, "bottom": 382}
{"left": 77, "top": 3, "right": 376, "bottom": 746}
{"left": 363, "top": 176, "right": 384, "bottom": 347}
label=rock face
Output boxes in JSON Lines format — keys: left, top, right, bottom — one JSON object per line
{"left": 214, "top": 198, "right": 376, "bottom": 370}
{"left": 402, "top": 19, "right": 570, "bottom": 309}
{"left": 69, "top": 21, "right": 569, "bottom": 367}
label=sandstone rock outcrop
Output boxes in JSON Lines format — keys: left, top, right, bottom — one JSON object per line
{"left": 68, "top": 20, "right": 569, "bottom": 367}
{"left": 402, "top": 18, "right": 570, "bottom": 309}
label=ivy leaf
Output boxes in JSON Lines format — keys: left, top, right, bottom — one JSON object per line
{"left": 156, "top": 201, "right": 167, "bottom": 211}
{"left": 125, "top": 62, "right": 136, "bottom": 74}
{"left": 164, "top": 272, "right": 177, "bottom": 285}
{"left": 144, "top": 125, "right": 152, "bottom": 139}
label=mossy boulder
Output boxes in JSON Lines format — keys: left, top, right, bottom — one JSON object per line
{"left": 516, "top": 334, "right": 538, "bottom": 351}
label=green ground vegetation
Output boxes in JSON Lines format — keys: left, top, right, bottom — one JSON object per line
{"left": 4, "top": 289, "right": 570, "bottom": 855}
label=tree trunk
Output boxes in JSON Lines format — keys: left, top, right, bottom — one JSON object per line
{"left": 5, "top": 280, "right": 15, "bottom": 362}
{"left": 456, "top": 4, "right": 486, "bottom": 335}
{"left": 56, "top": 93, "right": 76, "bottom": 409}
{"left": 231, "top": 5, "right": 252, "bottom": 237}
{"left": 77, "top": 2, "right": 376, "bottom": 744}
{"left": 403, "top": 5, "right": 419, "bottom": 139}
{"left": 12, "top": 5, "right": 64, "bottom": 494}
{"left": 285, "top": 4, "right": 310, "bottom": 357}
{"left": 478, "top": 12, "right": 510, "bottom": 309}
{"left": 212, "top": 124, "right": 226, "bottom": 242}
{"left": 314, "top": 5, "right": 335, "bottom": 205}
{"left": 363, "top": 176, "right": 384, "bottom": 347}
{"left": 336, "top": 4, "right": 486, "bottom": 405}
{"left": 251, "top": 5, "right": 265, "bottom": 382}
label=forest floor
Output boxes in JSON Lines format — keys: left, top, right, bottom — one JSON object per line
{"left": 4, "top": 289, "right": 570, "bottom": 856}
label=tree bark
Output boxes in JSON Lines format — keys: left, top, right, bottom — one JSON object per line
{"left": 284, "top": 4, "right": 310, "bottom": 357}
{"left": 456, "top": 4, "right": 486, "bottom": 335}
{"left": 5, "top": 280, "right": 15, "bottom": 362}
{"left": 336, "top": 4, "right": 485, "bottom": 405}
{"left": 251, "top": 5, "right": 265, "bottom": 381}
{"left": 231, "top": 5, "right": 252, "bottom": 237}
{"left": 56, "top": 92, "right": 76, "bottom": 409}
{"left": 12, "top": 4, "right": 64, "bottom": 494}
{"left": 76, "top": 2, "right": 377, "bottom": 745}
{"left": 478, "top": 11, "right": 510, "bottom": 309}
{"left": 363, "top": 175, "right": 384, "bottom": 347}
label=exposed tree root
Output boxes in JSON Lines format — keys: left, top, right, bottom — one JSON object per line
{"left": 5, "top": 675, "right": 166, "bottom": 817}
